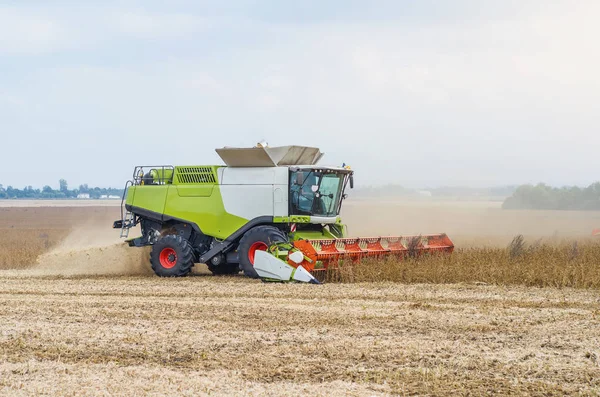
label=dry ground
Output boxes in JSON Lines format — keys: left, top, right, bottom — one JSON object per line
{"left": 1, "top": 277, "right": 599, "bottom": 396}
{"left": 1, "top": 201, "right": 600, "bottom": 395}
{"left": 0, "top": 206, "right": 117, "bottom": 268}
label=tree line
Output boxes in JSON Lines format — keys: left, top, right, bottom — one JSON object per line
{"left": 0, "top": 179, "right": 123, "bottom": 199}
{"left": 502, "top": 182, "right": 600, "bottom": 210}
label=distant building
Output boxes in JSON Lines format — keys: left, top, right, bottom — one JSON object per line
{"left": 100, "top": 195, "right": 121, "bottom": 199}
{"left": 77, "top": 193, "right": 90, "bottom": 199}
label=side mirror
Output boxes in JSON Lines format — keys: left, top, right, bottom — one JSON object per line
{"left": 349, "top": 175, "right": 354, "bottom": 189}
{"left": 295, "top": 173, "right": 305, "bottom": 185}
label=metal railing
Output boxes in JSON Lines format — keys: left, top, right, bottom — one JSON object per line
{"left": 131, "top": 165, "right": 175, "bottom": 186}
{"left": 116, "top": 165, "right": 174, "bottom": 236}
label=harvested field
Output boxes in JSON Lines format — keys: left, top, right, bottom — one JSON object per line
{"left": 1, "top": 201, "right": 600, "bottom": 395}
{"left": 0, "top": 277, "right": 599, "bottom": 395}
{"left": 0, "top": 206, "right": 120, "bottom": 269}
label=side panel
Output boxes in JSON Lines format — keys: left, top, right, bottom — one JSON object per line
{"left": 273, "top": 187, "right": 286, "bottom": 216}
{"left": 220, "top": 167, "right": 282, "bottom": 184}
{"left": 162, "top": 185, "right": 248, "bottom": 240}
{"left": 220, "top": 167, "right": 289, "bottom": 219}
{"left": 175, "top": 185, "right": 214, "bottom": 197}
{"left": 273, "top": 167, "right": 289, "bottom": 217}
{"left": 128, "top": 166, "right": 290, "bottom": 240}
{"left": 126, "top": 185, "right": 169, "bottom": 214}
{"left": 221, "top": 185, "right": 276, "bottom": 219}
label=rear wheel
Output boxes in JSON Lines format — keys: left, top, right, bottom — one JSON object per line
{"left": 238, "top": 226, "right": 287, "bottom": 278}
{"left": 150, "top": 235, "right": 194, "bottom": 277}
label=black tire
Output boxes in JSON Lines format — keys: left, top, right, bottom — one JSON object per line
{"left": 238, "top": 226, "right": 288, "bottom": 278}
{"left": 208, "top": 263, "right": 240, "bottom": 275}
{"left": 150, "top": 235, "right": 194, "bottom": 277}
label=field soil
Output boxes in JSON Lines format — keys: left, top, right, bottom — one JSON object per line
{"left": 1, "top": 278, "right": 599, "bottom": 396}
{"left": 1, "top": 200, "right": 599, "bottom": 395}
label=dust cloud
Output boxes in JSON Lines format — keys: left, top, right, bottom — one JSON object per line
{"left": 33, "top": 220, "right": 153, "bottom": 277}
{"left": 343, "top": 199, "right": 600, "bottom": 247}
{"left": 3, "top": 199, "right": 600, "bottom": 278}
{"left": 34, "top": 199, "right": 600, "bottom": 277}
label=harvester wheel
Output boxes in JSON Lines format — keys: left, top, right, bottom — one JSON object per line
{"left": 150, "top": 235, "right": 194, "bottom": 277}
{"left": 238, "top": 226, "right": 287, "bottom": 278}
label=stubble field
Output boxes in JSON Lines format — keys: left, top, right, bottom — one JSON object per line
{"left": 1, "top": 200, "right": 600, "bottom": 395}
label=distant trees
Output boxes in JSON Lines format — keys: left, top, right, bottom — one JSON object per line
{"left": 59, "top": 179, "right": 68, "bottom": 193}
{"left": 502, "top": 183, "right": 600, "bottom": 210}
{"left": 0, "top": 180, "right": 123, "bottom": 200}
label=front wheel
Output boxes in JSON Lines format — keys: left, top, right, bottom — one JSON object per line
{"left": 237, "top": 226, "right": 288, "bottom": 278}
{"left": 150, "top": 235, "right": 194, "bottom": 277}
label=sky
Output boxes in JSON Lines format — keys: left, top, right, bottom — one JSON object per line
{"left": 1, "top": 0, "right": 599, "bottom": 189}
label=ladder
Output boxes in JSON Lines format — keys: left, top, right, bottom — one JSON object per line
{"left": 120, "top": 209, "right": 135, "bottom": 238}
{"left": 119, "top": 180, "right": 135, "bottom": 238}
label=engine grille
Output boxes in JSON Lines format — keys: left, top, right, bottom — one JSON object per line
{"left": 175, "top": 167, "right": 217, "bottom": 184}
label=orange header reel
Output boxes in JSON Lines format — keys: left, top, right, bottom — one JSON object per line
{"left": 292, "top": 234, "right": 454, "bottom": 272}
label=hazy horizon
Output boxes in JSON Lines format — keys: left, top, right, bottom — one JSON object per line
{"left": 2, "top": 1, "right": 598, "bottom": 189}
{"left": 0, "top": 178, "right": 594, "bottom": 192}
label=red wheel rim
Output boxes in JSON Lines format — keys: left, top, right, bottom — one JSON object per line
{"left": 159, "top": 248, "right": 177, "bottom": 269}
{"left": 248, "top": 241, "right": 268, "bottom": 265}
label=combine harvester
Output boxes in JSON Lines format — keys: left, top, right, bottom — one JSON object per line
{"left": 113, "top": 145, "right": 454, "bottom": 283}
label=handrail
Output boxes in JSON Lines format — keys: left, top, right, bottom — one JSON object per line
{"left": 120, "top": 180, "right": 133, "bottom": 223}
{"left": 131, "top": 165, "right": 175, "bottom": 186}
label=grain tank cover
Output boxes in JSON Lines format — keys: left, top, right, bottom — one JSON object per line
{"left": 215, "top": 145, "right": 324, "bottom": 167}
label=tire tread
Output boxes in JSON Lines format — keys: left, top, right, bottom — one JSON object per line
{"left": 238, "top": 226, "right": 287, "bottom": 278}
{"left": 150, "top": 235, "right": 194, "bottom": 277}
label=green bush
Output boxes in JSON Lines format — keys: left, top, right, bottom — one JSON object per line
{"left": 503, "top": 182, "right": 600, "bottom": 210}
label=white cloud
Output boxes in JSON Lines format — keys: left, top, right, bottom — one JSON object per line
{"left": 112, "top": 11, "right": 209, "bottom": 38}
{"left": 1, "top": 1, "right": 599, "bottom": 187}
{"left": 254, "top": 93, "right": 282, "bottom": 111}
{"left": 0, "top": 7, "right": 68, "bottom": 54}
{"left": 0, "top": 92, "right": 25, "bottom": 107}
{"left": 0, "top": 7, "right": 214, "bottom": 55}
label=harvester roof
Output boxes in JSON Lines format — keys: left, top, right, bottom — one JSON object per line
{"left": 216, "top": 145, "right": 323, "bottom": 167}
